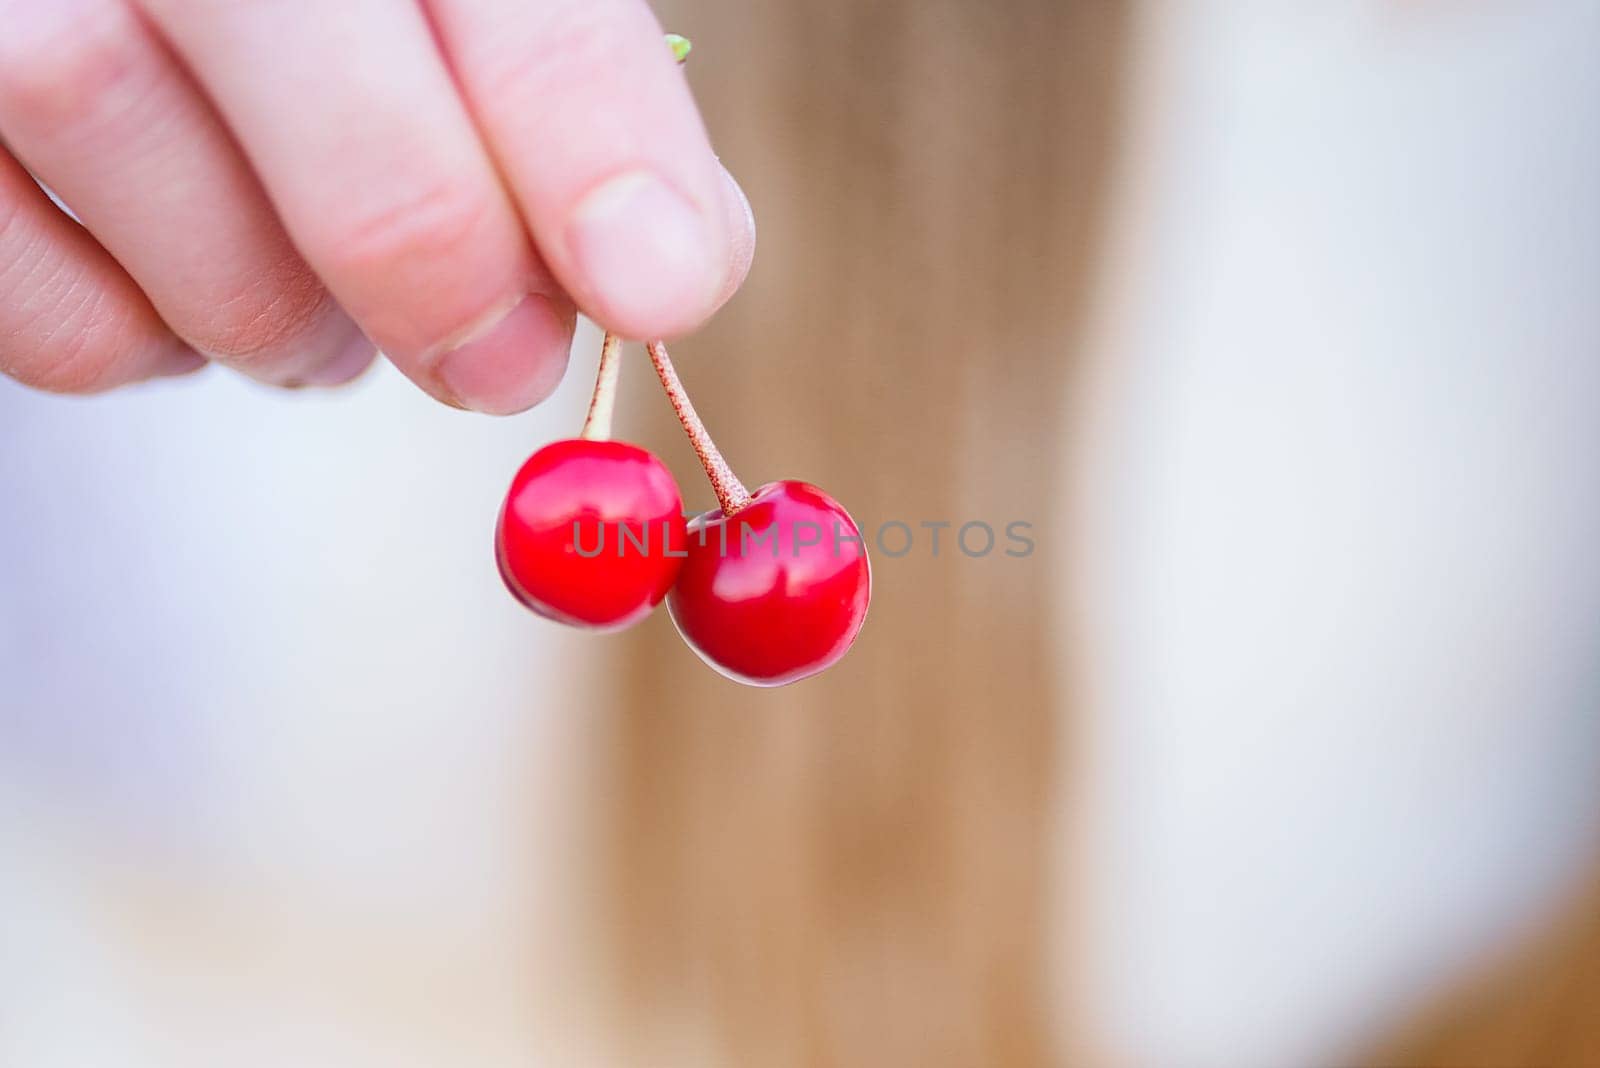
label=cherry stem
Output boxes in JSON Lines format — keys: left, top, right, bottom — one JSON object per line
{"left": 641, "top": 38, "right": 747, "bottom": 514}
{"left": 579, "top": 331, "right": 623, "bottom": 441}
{"left": 646, "top": 340, "right": 752, "bottom": 516}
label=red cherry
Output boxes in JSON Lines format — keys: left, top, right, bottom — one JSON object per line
{"left": 667, "top": 480, "right": 871, "bottom": 686}
{"left": 497, "top": 439, "right": 688, "bottom": 630}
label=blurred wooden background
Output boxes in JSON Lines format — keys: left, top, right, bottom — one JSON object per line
{"left": 591, "top": 2, "right": 1126, "bottom": 1064}
{"left": 562, "top": 2, "right": 1599, "bottom": 1065}
{"left": 1367, "top": 870, "right": 1600, "bottom": 1068}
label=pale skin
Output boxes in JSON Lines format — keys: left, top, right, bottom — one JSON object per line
{"left": 0, "top": 0, "right": 756, "bottom": 413}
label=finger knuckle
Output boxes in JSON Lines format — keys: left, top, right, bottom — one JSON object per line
{"left": 20, "top": 306, "right": 131, "bottom": 395}
{"left": 192, "top": 257, "right": 331, "bottom": 365}
{"left": 0, "top": 257, "right": 150, "bottom": 393}
{"left": 0, "top": 15, "right": 156, "bottom": 130}
{"left": 475, "top": 6, "right": 621, "bottom": 105}
{"left": 320, "top": 177, "right": 491, "bottom": 280}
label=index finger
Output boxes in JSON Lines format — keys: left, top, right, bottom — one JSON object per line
{"left": 423, "top": 0, "right": 742, "bottom": 340}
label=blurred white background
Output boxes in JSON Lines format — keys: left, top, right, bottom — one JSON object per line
{"left": 1071, "top": 2, "right": 1600, "bottom": 1064}
{"left": 2, "top": 325, "right": 617, "bottom": 1065}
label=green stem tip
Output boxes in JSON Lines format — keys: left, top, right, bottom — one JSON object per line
{"left": 665, "top": 33, "right": 692, "bottom": 64}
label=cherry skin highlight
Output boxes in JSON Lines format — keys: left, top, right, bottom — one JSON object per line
{"left": 667, "top": 480, "right": 871, "bottom": 686}
{"left": 497, "top": 439, "right": 688, "bottom": 630}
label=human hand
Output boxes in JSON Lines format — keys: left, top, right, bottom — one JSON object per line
{"left": 0, "top": 0, "right": 755, "bottom": 413}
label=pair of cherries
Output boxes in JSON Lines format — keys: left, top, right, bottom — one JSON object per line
{"left": 496, "top": 335, "right": 871, "bottom": 687}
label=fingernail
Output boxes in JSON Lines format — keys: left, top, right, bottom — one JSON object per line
{"left": 302, "top": 330, "right": 378, "bottom": 387}
{"left": 714, "top": 164, "right": 757, "bottom": 311}
{"left": 565, "top": 171, "right": 721, "bottom": 337}
{"left": 435, "top": 294, "right": 574, "bottom": 415}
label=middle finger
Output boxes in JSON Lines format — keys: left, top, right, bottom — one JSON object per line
{"left": 0, "top": 0, "right": 367, "bottom": 387}
{"left": 138, "top": 0, "right": 575, "bottom": 413}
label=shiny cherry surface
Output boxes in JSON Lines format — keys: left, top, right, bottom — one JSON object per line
{"left": 497, "top": 439, "right": 687, "bottom": 630}
{"left": 667, "top": 480, "right": 871, "bottom": 686}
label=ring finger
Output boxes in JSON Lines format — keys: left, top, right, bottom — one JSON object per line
{"left": 0, "top": 0, "right": 371, "bottom": 387}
